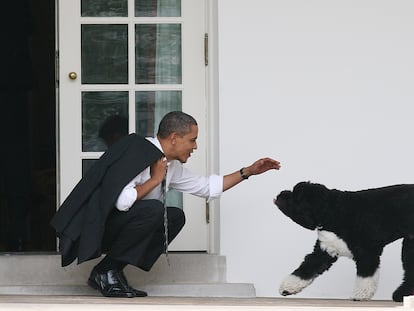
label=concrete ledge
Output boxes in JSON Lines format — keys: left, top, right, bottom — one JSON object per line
{"left": 0, "top": 283, "right": 256, "bottom": 298}
{"left": 0, "top": 297, "right": 400, "bottom": 311}
{"left": 144, "top": 283, "right": 256, "bottom": 298}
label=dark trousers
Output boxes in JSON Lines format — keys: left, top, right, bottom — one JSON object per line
{"left": 101, "top": 199, "right": 185, "bottom": 271}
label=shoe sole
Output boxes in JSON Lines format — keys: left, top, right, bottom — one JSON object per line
{"left": 87, "top": 278, "right": 135, "bottom": 298}
{"left": 133, "top": 290, "right": 148, "bottom": 297}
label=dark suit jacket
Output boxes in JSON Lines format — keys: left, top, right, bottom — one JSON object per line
{"left": 50, "top": 134, "right": 163, "bottom": 267}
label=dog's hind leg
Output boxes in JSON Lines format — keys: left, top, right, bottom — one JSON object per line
{"left": 279, "top": 240, "right": 337, "bottom": 296}
{"left": 393, "top": 237, "right": 414, "bottom": 302}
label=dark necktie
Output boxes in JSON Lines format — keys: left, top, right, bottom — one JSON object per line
{"left": 161, "top": 166, "right": 170, "bottom": 265}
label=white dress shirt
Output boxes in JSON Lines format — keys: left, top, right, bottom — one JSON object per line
{"left": 115, "top": 137, "right": 223, "bottom": 211}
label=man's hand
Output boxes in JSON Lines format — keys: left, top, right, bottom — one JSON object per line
{"left": 244, "top": 157, "right": 281, "bottom": 177}
{"left": 135, "top": 157, "right": 168, "bottom": 201}
{"left": 222, "top": 157, "right": 281, "bottom": 191}
{"left": 150, "top": 157, "right": 168, "bottom": 184}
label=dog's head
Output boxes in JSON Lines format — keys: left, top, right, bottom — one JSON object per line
{"left": 274, "top": 181, "right": 330, "bottom": 230}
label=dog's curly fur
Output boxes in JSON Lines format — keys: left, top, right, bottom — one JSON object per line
{"left": 274, "top": 181, "right": 414, "bottom": 302}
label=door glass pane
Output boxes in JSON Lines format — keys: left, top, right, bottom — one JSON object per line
{"left": 82, "top": 24, "right": 128, "bottom": 84}
{"left": 135, "top": 0, "right": 181, "bottom": 17}
{"left": 135, "top": 91, "right": 181, "bottom": 137}
{"left": 82, "top": 0, "right": 128, "bottom": 17}
{"left": 166, "top": 189, "right": 183, "bottom": 209}
{"left": 135, "top": 24, "right": 182, "bottom": 84}
{"left": 82, "top": 91, "right": 129, "bottom": 152}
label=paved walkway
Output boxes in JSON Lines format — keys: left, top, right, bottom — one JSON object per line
{"left": 0, "top": 296, "right": 404, "bottom": 311}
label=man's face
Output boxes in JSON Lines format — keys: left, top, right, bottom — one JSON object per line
{"left": 173, "top": 124, "right": 198, "bottom": 163}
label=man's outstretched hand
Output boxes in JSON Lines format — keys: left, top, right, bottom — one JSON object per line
{"left": 245, "top": 157, "right": 281, "bottom": 176}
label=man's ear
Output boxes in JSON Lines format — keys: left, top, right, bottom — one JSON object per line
{"left": 169, "top": 132, "right": 178, "bottom": 145}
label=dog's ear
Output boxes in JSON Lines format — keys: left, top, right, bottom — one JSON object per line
{"left": 301, "top": 183, "right": 329, "bottom": 205}
{"left": 292, "top": 181, "right": 311, "bottom": 201}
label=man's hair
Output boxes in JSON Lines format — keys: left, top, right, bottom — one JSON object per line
{"left": 157, "top": 111, "right": 197, "bottom": 139}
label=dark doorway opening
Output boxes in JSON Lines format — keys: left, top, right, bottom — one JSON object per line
{"left": 0, "top": 0, "right": 56, "bottom": 252}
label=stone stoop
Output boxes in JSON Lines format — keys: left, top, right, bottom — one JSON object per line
{"left": 0, "top": 254, "right": 256, "bottom": 298}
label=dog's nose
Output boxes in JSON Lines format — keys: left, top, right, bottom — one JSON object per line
{"left": 274, "top": 196, "right": 284, "bottom": 208}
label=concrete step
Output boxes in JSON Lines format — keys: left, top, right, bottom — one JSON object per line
{"left": 0, "top": 253, "right": 256, "bottom": 297}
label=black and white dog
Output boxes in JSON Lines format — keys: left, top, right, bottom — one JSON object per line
{"left": 274, "top": 181, "right": 414, "bottom": 302}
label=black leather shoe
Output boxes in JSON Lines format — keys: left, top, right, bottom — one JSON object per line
{"left": 117, "top": 270, "right": 148, "bottom": 297}
{"left": 88, "top": 268, "right": 135, "bottom": 298}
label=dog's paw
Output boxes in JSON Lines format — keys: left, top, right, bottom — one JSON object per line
{"left": 392, "top": 282, "right": 414, "bottom": 302}
{"left": 351, "top": 273, "right": 379, "bottom": 301}
{"left": 279, "top": 274, "right": 313, "bottom": 296}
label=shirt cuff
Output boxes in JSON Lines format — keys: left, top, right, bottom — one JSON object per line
{"left": 208, "top": 174, "right": 223, "bottom": 202}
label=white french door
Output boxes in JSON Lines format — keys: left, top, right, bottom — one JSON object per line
{"left": 58, "top": 0, "right": 208, "bottom": 251}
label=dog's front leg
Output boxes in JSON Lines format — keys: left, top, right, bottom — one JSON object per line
{"left": 279, "top": 240, "right": 337, "bottom": 296}
{"left": 351, "top": 253, "right": 380, "bottom": 301}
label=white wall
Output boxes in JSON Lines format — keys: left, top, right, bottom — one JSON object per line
{"left": 217, "top": 0, "right": 414, "bottom": 299}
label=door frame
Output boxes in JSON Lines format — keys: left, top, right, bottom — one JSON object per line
{"left": 205, "top": 0, "right": 219, "bottom": 254}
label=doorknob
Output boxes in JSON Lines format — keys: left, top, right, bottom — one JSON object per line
{"left": 68, "top": 72, "right": 77, "bottom": 80}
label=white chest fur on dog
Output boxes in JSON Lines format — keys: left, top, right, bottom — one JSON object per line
{"left": 317, "top": 230, "right": 353, "bottom": 259}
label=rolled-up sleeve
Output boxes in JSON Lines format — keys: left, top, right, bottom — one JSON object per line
{"left": 207, "top": 174, "right": 223, "bottom": 201}
{"left": 115, "top": 160, "right": 224, "bottom": 211}
{"left": 116, "top": 168, "right": 150, "bottom": 211}
{"left": 169, "top": 163, "right": 223, "bottom": 202}
{"left": 115, "top": 184, "right": 137, "bottom": 211}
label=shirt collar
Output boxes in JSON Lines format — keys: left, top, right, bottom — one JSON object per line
{"left": 147, "top": 137, "right": 171, "bottom": 167}
{"left": 146, "top": 136, "right": 164, "bottom": 153}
